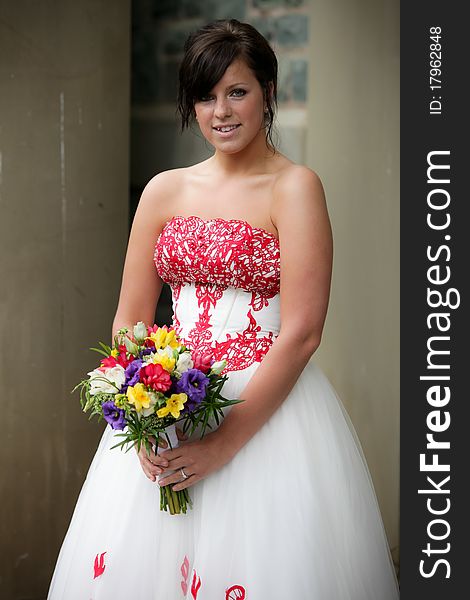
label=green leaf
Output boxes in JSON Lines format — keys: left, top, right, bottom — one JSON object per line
{"left": 89, "top": 345, "right": 110, "bottom": 358}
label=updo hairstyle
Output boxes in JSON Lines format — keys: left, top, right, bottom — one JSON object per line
{"left": 177, "top": 19, "right": 278, "bottom": 149}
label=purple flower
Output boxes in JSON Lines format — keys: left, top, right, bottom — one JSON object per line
{"left": 102, "top": 401, "right": 127, "bottom": 430}
{"left": 121, "top": 359, "right": 143, "bottom": 392}
{"left": 176, "top": 369, "right": 209, "bottom": 409}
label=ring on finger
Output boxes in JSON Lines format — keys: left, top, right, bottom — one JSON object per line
{"left": 180, "top": 467, "right": 189, "bottom": 480}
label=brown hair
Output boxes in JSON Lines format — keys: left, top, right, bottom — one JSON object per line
{"left": 177, "top": 19, "right": 278, "bottom": 149}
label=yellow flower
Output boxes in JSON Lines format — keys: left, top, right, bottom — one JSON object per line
{"left": 156, "top": 393, "right": 188, "bottom": 419}
{"left": 111, "top": 348, "right": 119, "bottom": 358}
{"left": 147, "top": 327, "right": 180, "bottom": 350}
{"left": 127, "top": 383, "right": 152, "bottom": 413}
{"left": 152, "top": 353, "right": 176, "bottom": 373}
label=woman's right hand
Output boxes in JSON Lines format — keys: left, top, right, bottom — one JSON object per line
{"left": 137, "top": 439, "right": 169, "bottom": 482}
{"left": 137, "top": 428, "right": 188, "bottom": 481}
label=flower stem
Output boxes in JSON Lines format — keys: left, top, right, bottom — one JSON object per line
{"left": 165, "top": 486, "right": 175, "bottom": 514}
{"left": 173, "top": 489, "right": 181, "bottom": 513}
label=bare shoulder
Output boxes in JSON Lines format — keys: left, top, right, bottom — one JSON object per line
{"left": 139, "top": 168, "right": 183, "bottom": 206}
{"left": 135, "top": 167, "right": 188, "bottom": 227}
{"left": 271, "top": 163, "right": 327, "bottom": 227}
{"left": 274, "top": 164, "right": 324, "bottom": 203}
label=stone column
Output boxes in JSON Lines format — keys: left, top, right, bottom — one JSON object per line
{"left": 0, "top": 2, "right": 130, "bottom": 597}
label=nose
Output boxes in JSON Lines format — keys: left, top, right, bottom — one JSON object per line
{"left": 214, "top": 96, "right": 232, "bottom": 119}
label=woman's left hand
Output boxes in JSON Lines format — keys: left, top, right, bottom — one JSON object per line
{"left": 158, "top": 432, "right": 232, "bottom": 491}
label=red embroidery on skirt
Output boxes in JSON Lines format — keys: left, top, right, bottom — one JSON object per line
{"left": 191, "top": 570, "right": 202, "bottom": 599}
{"left": 226, "top": 585, "right": 246, "bottom": 599}
{"left": 173, "top": 290, "right": 276, "bottom": 372}
{"left": 212, "top": 309, "right": 275, "bottom": 372}
{"left": 93, "top": 552, "right": 106, "bottom": 579}
{"left": 180, "top": 555, "right": 190, "bottom": 595}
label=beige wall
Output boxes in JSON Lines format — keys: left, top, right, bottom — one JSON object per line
{"left": 0, "top": 2, "right": 130, "bottom": 598}
{"left": 307, "top": 0, "right": 400, "bottom": 562}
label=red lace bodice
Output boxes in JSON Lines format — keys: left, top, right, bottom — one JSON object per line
{"left": 154, "top": 216, "right": 281, "bottom": 372}
{"left": 154, "top": 215, "right": 280, "bottom": 295}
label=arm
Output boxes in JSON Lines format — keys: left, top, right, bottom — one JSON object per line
{"left": 160, "top": 167, "right": 333, "bottom": 490}
{"left": 210, "top": 167, "right": 332, "bottom": 454}
{"left": 111, "top": 172, "right": 180, "bottom": 480}
{"left": 112, "top": 173, "right": 173, "bottom": 336}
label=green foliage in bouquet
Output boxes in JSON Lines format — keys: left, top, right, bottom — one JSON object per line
{"left": 73, "top": 323, "right": 241, "bottom": 514}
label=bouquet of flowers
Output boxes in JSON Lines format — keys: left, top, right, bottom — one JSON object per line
{"left": 74, "top": 322, "right": 240, "bottom": 515}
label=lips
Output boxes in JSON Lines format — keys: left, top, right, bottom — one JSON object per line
{"left": 212, "top": 124, "right": 241, "bottom": 132}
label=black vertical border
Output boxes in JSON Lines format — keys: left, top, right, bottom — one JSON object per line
{"left": 401, "top": 2, "right": 468, "bottom": 598}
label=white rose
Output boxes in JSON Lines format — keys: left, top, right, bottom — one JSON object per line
{"left": 210, "top": 360, "right": 226, "bottom": 375}
{"left": 175, "top": 352, "right": 194, "bottom": 376}
{"left": 87, "top": 365, "right": 126, "bottom": 395}
{"left": 133, "top": 321, "right": 147, "bottom": 343}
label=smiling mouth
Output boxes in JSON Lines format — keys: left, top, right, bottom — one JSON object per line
{"left": 213, "top": 124, "right": 241, "bottom": 132}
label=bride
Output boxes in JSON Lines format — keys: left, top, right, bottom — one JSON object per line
{"left": 48, "top": 19, "right": 399, "bottom": 599}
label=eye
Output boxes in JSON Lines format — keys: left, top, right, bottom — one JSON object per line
{"left": 198, "top": 94, "right": 214, "bottom": 103}
{"left": 230, "top": 88, "right": 247, "bottom": 98}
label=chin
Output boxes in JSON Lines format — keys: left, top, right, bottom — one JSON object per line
{"left": 212, "top": 136, "right": 259, "bottom": 155}
{"left": 217, "top": 144, "right": 247, "bottom": 155}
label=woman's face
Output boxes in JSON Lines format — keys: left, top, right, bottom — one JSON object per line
{"left": 193, "top": 58, "right": 266, "bottom": 154}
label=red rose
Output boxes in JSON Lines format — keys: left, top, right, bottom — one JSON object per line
{"left": 139, "top": 363, "right": 172, "bottom": 392}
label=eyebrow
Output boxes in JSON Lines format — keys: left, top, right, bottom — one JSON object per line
{"left": 205, "top": 82, "right": 250, "bottom": 95}
{"left": 226, "top": 82, "right": 249, "bottom": 89}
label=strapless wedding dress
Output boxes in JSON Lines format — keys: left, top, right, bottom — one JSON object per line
{"left": 48, "top": 215, "right": 399, "bottom": 599}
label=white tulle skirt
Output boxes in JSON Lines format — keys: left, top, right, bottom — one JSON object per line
{"left": 48, "top": 359, "right": 399, "bottom": 599}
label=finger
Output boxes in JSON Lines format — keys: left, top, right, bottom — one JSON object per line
{"left": 152, "top": 454, "right": 168, "bottom": 466}
{"left": 149, "top": 463, "right": 165, "bottom": 475}
{"left": 157, "top": 437, "right": 168, "bottom": 449}
{"left": 158, "top": 468, "right": 193, "bottom": 487}
{"left": 172, "top": 474, "right": 198, "bottom": 492}
{"left": 159, "top": 447, "right": 185, "bottom": 460}
{"left": 139, "top": 450, "right": 169, "bottom": 471}
{"left": 146, "top": 464, "right": 164, "bottom": 477}
{"left": 158, "top": 471, "right": 186, "bottom": 487}
{"left": 140, "top": 447, "right": 169, "bottom": 468}
{"left": 145, "top": 470, "right": 156, "bottom": 482}
{"left": 165, "top": 456, "right": 193, "bottom": 471}
{"left": 147, "top": 453, "right": 169, "bottom": 467}
{"left": 140, "top": 444, "right": 161, "bottom": 462}
{"left": 142, "top": 454, "right": 170, "bottom": 479}
{"left": 140, "top": 460, "right": 157, "bottom": 481}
